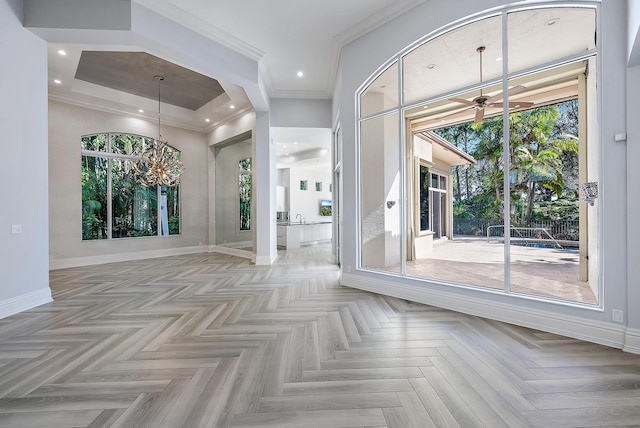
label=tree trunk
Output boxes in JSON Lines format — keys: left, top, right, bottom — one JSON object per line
{"left": 465, "top": 167, "right": 471, "bottom": 200}
{"left": 494, "top": 159, "right": 503, "bottom": 221}
{"left": 525, "top": 178, "right": 535, "bottom": 225}
{"left": 455, "top": 166, "right": 462, "bottom": 201}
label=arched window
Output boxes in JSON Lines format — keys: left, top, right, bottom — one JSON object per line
{"left": 357, "top": 4, "right": 599, "bottom": 305}
{"left": 81, "top": 133, "right": 181, "bottom": 240}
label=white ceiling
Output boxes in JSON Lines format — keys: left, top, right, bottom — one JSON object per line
{"left": 133, "top": 0, "right": 426, "bottom": 99}
{"left": 272, "top": 128, "right": 332, "bottom": 171}
{"left": 47, "top": 0, "right": 426, "bottom": 165}
{"left": 46, "top": 2, "right": 595, "bottom": 166}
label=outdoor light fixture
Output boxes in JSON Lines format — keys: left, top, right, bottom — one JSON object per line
{"left": 133, "top": 75, "right": 184, "bottom": 187}
{"left": 580, "top": 181, "right": 598, "bottom": 206}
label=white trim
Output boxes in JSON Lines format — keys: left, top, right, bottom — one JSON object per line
{"left": 254, "top": 252, "right": 278, "bottom": 266}
{"left": 623, "top": 328, "right": 640, "bottom": 354}
{"left": 341, "top": 273, "right": 632, "bottom": 352}
{"left": 0, "top": 288, "right": 53, "bottom": 320}
{"left": 210, "top": 245, "right": 256, "bottom": 262}
{"left": 50, "top": 246, "right": 208, "bottom": 270}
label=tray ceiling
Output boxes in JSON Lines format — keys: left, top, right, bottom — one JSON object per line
{"left": 75, "top": 51, "right": 225, "bottom": 111}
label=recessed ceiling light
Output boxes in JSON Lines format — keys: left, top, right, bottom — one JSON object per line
{"left": 297, "top": 71, "right": 304, "bottom": 77}
{"left": 53, "top": 79, "right": 62, "bottom": 84}
{"left": 427, "top": 63, "right": 436, "bottom": 69}
{"left": 230, "top": 105, "right": 235, "bottom": 109}
{"left": 496, "top": 57, "right": 502, "bottom": 62}
{"left": 423, "top": 106, "right": 429, "bottom": 109}
{"left": 205, "top": 118, "right": 211, "bottom": 122}
{"left": 546, "top": 18, "right": 559, "bottom": 26}
{"left": 57, "top": 49, "right": 67, "bottom": 56}
{"left": 138, "top": 109, "right": 144, "bottom": 113}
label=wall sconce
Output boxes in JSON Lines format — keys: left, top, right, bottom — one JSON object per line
{"left": 580, "top": 182, "right": 598, "bottom": 206}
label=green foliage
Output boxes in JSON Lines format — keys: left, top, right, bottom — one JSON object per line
{"left": 111, "top": 159, "right": 158, "bottom": 238}
{"left": 438, "top": 100, "right": 580, "bottom": 225}
{"left": 239, "top": 158, "right": 252, "bottom": 231}
{"left": 531, "top": 197, "right": 579, "bottom": 221}
{"left": 169, "top": 216, "right": 180, "bottom": 234}
{"left": 81, "top": 133, "right": 181, "bottom": 240}
{"left": 81, "top": 156, "right": 108, "bottom": 239}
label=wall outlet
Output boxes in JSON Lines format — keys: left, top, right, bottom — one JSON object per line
{"left": 11, "top": 224, "right": 22, "bottom": 234}
{"left": 612, "top": 309, "right": 624, "bottom": 323}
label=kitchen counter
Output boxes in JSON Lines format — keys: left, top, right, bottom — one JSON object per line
{"left": 277, "top": 221, "right": 332, "bottom": 249}
{"left": 277, "top": 221, "right": 332, "bottom": 226}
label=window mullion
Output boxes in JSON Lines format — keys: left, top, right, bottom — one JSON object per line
{"left": 106, "top": 135, "right": 113, "bottom": 240}
{"left": 502, "top": 11, "right": 511, "bottom": 293}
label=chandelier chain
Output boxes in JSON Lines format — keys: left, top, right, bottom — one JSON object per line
{"left": 132, "top": 75, "right": 184, "bottom": 187}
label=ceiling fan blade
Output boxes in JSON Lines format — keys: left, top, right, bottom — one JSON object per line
{"left": 433, "top": 106, "right": 474, "bottom": 122}
{"left": 508, "top": 101, "right": 534, "bottom": 108}
{"left": 486, "top": 92, "right": 504, "bottom": 103}
{"left": 448, "top": 97, "right": 476, "bottom": 106}
{"left": 507, "top": 85, "right": 527, "bottom": 96}
{"left": 485, "top": 85, "right": 528, "bottom": 103}
{"left": 489, "top": 101, "right": 535, "bottom": 109}
{"left": 474, "top": 108, "right": 484, "bottom": 124}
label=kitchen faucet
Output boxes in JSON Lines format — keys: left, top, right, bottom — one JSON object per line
{"left": 295, "top": 214, "right": 302, "bottom": 224}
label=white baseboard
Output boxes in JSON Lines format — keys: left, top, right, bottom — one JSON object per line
{"left": 255, "top": 251, "right": 278, "bottom": 266}
{"left": 50, "top": 245, "right": 209, "bottom": 270}
{"left": 210, "top": 245, "right": 255, "bottom": 262}
{"left": 0, "top": 287, "right": 52, "bottom": 320}
{"left": 341, "top": 273, "right": 633, "bottom": 353}
{"left": 623, "top": 328, "right": 640, "bottom": 354}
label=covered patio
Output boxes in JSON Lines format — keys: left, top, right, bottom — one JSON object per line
{"left": 405, "top": 237, "right": 596, "bottom": 304}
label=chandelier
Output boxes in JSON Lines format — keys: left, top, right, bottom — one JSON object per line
{"left": 133, "top": 75, "right": 184, "bottom": 187}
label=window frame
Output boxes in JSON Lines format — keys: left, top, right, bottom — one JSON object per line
{"left": 356, "top": 2, "right": 601, "bottom": 308}
{"left": 81, "top": 132, "right": 182, "bottom": 241}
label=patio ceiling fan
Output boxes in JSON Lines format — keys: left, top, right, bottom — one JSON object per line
{"left": 447, "top": 46, "right": 534, "bottom": 124}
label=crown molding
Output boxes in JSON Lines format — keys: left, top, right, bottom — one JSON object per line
{"left": 133, "top": 0, "right": 265, "bottom": 62}
{"left": 49, "top": 92, "right": 207, "bottom": 133}
{"left": 132, "top": 0, "right": 425, "bottom": 100}
{"left": 269, "top": 88, "right": 333, "bottom": 100}
{"left": 206, "top": 105, "right": 255, "bottom": 131}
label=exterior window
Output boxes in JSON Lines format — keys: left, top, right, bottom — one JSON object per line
{"left": 81, "top": 133, "right": 181, "bottom": 240}
{"left": 239, "top": 158, "right": 252, "bottom": 231}
{"left": 418, "top": 166, "right": 447, "bottom": 238}
{"left": 357, "top": 5, "right": 599, "bottom": 305}
{"left": 419, "top": 165, "right": 429, "bottom": 232}
{"left": 429, "top": 172, "right": 447, "bottom": 239}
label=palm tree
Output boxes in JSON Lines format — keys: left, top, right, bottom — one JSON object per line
{"left": 509, "top": 106, "right": 578, "bottom": 224}
{"left": 471, "top": 116, "right": 505, "bottom": 220}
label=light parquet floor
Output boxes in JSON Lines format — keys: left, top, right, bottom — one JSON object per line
{"left": 0, "top": 245, "right": 639, "bottom": 427}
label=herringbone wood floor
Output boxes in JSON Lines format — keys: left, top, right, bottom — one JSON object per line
{"left": 1, "top": 245, "right": 639, "bottom": 427}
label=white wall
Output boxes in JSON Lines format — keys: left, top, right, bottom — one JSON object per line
{"left": 628, "top": 0, "right": 640, "bottom": 66}
{"left": 207, "top": 111, "right": 256, "bottom": 248}
{"left": 270, "top": 99, "right": 332, "bottom": 128}
{"left": 48, "top": 101, "right": 209, "bottom": 266}
{"left": 287, "top": 167, "right": 333, "bottom": 224}
{"left": 627, "top": 65, "right": 640, "bottom": 337}
{"left": 0, "top": 0, "right": 52, "bottom": 316}
{"left": 626, "top": 0, "right": 640, "bottom": 339}
{"left": 337, "top": 0, "right": 638, "bottom": 351}
{"left": 214, "top": 138, "right": 252, "bottom": 247}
